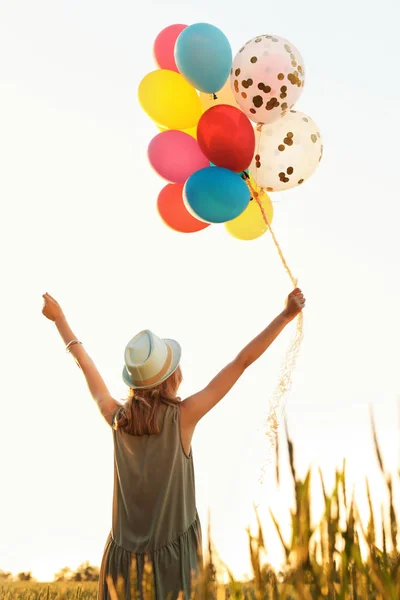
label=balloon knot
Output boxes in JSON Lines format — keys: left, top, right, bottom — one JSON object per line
{"left": 213, "top": 93, "right": 218, "bottom": 100}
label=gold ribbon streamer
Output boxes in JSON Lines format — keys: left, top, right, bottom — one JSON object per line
{"left": 245, "top": 177, "right": 304, "bottom": 484}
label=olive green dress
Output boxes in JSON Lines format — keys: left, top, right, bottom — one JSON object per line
{"left": 98, "top": 403, "right": 203, "bottom": 600}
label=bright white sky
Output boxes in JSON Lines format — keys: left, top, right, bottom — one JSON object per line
{"left": 1, "top": 0, "right": 399, "bottom": 584}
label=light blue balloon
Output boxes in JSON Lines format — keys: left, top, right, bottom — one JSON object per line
{"left": 175, "top": 23, "right": 232, "bottom": 94}
{"left": 184, "top": 167, "right": 250, "bottom": 224}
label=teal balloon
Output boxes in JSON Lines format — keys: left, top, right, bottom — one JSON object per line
{"left": 175, "top": 23, "right": 232, "bottom": 94}
{"left": 184, "top": 167, "right": 250, "bottom": 224}
{"left": 211, "top": 163, "right": 249, "bottom": 180}
{"left": 210, "top": 162, "right": 249, "bottom": 177}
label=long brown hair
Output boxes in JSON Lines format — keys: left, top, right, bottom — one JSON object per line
{"left": 115, "top": 366, "right": 183, "bottom": 435}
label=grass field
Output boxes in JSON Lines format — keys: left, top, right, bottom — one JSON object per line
{"left": 2, "top": 420, "right": 399, "bottom": 599}
{"left": 0, "top": 582, "right": 97, "bottom": 600}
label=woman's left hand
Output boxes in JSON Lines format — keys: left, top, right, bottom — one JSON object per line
{"left": 283, "top": 288, "right": 306, "bottom": 321}
{"left": 42, "top": 293, "right": 65, "bottom": 323}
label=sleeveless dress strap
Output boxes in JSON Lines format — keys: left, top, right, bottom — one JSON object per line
{"left": 111, "top": 405, "right": 122, "bottom": 429}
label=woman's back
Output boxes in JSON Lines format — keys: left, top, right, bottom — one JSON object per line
{"left": 99, "top": 403, "right": 202, "bottom": 599}
{"left": 111, "top": 403, "right": 197, "bottom": 553}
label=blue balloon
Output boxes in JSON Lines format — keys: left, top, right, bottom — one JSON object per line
{"left": 175, "top": 23, "right": 232, "bottom": 94}
{"left": 184, "top": 167, "right": 250, "bottom": 224}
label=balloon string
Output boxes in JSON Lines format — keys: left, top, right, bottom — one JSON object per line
{"left": 245, "top": 176, "right": 297, "bottom": 285}
{"left": 245, "top": 177, "right": 304, "bottom": 484}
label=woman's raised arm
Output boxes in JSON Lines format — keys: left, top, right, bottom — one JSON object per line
{"left": 180, "top": 288, "right": 305, "bottom": 429}
{"left": 42, "top": 293, "right": 120, "bottom": 425}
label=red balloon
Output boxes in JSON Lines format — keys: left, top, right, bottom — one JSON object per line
{"left": 197, "top": 105, "right": 256, "bottom": 172}
{"left": 157, "top": 183, "right": 210, "bottom": 233}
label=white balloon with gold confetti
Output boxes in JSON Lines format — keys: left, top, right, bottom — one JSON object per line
{"left": 230, "top": 34, "right": 305, "bottom": 125}
{"left": 250, "top": 110, "right": 323, "bottom": 192}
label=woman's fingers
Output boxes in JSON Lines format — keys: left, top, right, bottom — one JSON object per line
{"left": 43, "top": 292, "right": 57, "bottom": 304}
{"left": 293, "top": 292, "right": 305, "bottom": 307}
{"left": 290, "top": 288, "right": 303, "bottom": 299}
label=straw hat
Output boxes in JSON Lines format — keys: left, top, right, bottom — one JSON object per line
{"left": 122, "top": 330, "right": 181, "bottom": 389}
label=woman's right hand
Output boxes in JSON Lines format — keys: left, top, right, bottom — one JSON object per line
{"left": 283, "top": 288, "right": 306, "bottom": 322}
{"left": 42, "top": 293, "right": 65, "bottom": 323}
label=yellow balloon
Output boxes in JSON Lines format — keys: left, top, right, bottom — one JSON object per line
{"left": 182, "top": 126, "right": 198, "bottom": 139}
{"left": 225, "top": 192, "right": 274, "bottom": 241}
{"left": 249, "top": 173, "right": 262, "bottom": 192}
{"left": 139, "top": 70, "right": 202, "bottom": 130}
{"left": 157, "top": 125, "right": 198, "bottom": 139}
{"left": 199, "top": 78, "right": 239, "bottom": 111}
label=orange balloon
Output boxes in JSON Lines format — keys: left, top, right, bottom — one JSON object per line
{"left": 199, "top": 78, "right": 239, "bottom": 111}
{"left": 157, "top": 183, "right": 210, "bottom": 233}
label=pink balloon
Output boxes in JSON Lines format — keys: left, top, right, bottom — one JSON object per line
{"left": 153, "top": 24, "right": 187, "bottom": 72}
{"left": 148, "top": 131, "right": 209, "bottom": 184}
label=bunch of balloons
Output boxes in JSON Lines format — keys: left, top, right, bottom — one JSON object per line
{"left": 138, "top": 23, "right": 323, "bottom": 240}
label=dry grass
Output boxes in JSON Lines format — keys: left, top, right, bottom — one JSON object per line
{"left": 1, "top": 416, "right": 399, "bottom": 598}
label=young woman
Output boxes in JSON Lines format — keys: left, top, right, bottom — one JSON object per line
{"left": 42, "top": 288, "right": 305, "bottom": 599}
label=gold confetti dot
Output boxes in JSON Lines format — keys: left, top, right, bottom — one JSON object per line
{"left": 266, "top": 97, "right": 280, "bottom": 110}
